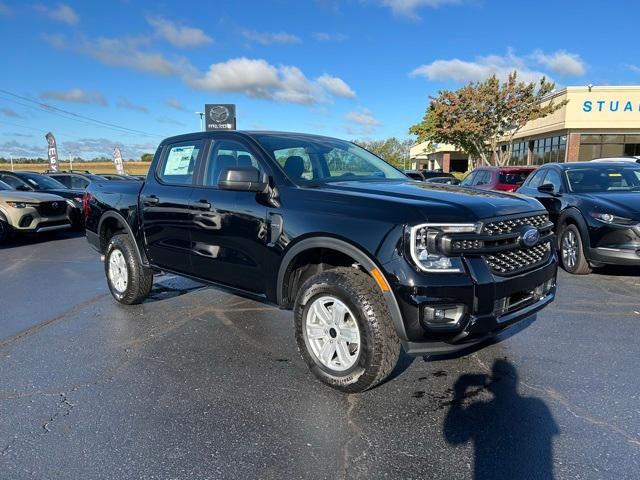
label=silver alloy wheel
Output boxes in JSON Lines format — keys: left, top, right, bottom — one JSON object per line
{"left": 108, "top": 249, "right": 128, "bottom": 293}
{"left": 305, "top": 296, "right": 360, "bottom": 372}
{"left": 561, "top": 230, "right": 578, "bottom": 269}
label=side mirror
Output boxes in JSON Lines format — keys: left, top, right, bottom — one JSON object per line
{"left": 537, "top": 183, "right": 556, "bottom": 194}
{"left": 218, "top": 166, "right": 269, "bottom": 192}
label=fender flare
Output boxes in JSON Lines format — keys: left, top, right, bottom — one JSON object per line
{"left": 557, "top": 208, "right": 591, "bottom": 251}
{"left": 276, "top": 236, "right": 409, "bottom": 342}
{"left": 98, "top": 210, "right": 149, "bottom": 266}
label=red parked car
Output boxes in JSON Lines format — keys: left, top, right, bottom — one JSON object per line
{"left": 460, "top": 166, "right": 536, "bottom": 192}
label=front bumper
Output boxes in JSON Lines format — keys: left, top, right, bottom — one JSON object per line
{"left": 10, "top": 207, "right": 71, "bottom": 233}
{"left": 383, "top": 251, "right": 558, "bottom": 356}
{"left": 588, "top": 246, "right": 640, "bottom": 266}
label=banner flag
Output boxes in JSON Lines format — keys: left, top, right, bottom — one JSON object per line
{"left": 113, "top": 146, "right": 125, "bottom": 175}
{"left": 45, "top": 132, "right": 59, "bottom": 172}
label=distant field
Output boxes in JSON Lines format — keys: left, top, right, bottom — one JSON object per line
{"left": 6, "top": 162, "right": 152, "bottom": 175}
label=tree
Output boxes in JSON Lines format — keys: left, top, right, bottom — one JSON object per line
{"left": 353, "top": 137, "right": 413, "bottom": 169}
{"left": 409, "top": 72, "right": 568, "bottom": 167}
{"left": 140, "top": 153, "right": 153, "bottom": 163}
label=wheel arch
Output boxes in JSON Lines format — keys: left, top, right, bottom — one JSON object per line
{"left": 558, "top": 208, "right": 591, "bottom": 252}
{"left": 98, "top": 210, "right": 149, "bottom": 266}
{"left": 277, "top": 236, "right": 409, "bottom": 342}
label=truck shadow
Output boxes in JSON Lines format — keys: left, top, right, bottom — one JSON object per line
{"left": 443, "top": 359, "right": 559, "bottom": 479}
{"left": 144, "top": 274, "right": 204, "bottom": 303}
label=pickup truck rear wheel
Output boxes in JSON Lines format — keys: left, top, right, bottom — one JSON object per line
{"left": 294, "top": 267, "right": 400, "bottom": 393}
{"left": 105, "top": 234, "right": 153, "bottom": 304}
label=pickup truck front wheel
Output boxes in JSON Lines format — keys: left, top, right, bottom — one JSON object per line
{"left": 294, "top": 267, "right": 400, "bottom": 393}
{"left": 105, "top": 234, "right": 153, "bottom": 305}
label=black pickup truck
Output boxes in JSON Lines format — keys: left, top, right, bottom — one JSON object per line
{"left": 84, "top": 131, "right": 557, "bottom": 392}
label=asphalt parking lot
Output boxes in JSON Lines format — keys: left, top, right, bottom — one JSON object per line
{"left": 1, "top": 233, "right": 639, "bottom": 479}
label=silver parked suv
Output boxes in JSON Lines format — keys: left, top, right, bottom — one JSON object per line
{"left": 0, "top": 180, "right": 71, "bottom": 244}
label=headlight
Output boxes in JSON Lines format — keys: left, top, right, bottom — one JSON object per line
{"left": 409, "top": 223, "right": 478, "bottom": 273}
{"left": 6, "top": 202, "right": 35, "bottom": 208}
{"left": 590, "top": 212, "right": 638, "bottom": 226}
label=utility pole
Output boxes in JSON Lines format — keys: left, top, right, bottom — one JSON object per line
{"left": 69, "top": 152, "right": 73, "bottom": 171}
{"left": 195, "top": 112, "right": 204, "bottom": 132}
{"left": 10, "top": 154, "right": 13, "bottom": 172}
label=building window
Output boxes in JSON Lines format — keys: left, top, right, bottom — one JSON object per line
{"left": 531, "top": 135, "right": 566, "bottom": 165}
{"left": 579, "top": 133, "right": 639, "bottom": 160}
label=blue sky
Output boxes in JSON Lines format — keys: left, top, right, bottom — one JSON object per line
{"left": 0, "top": 0, "right": 638, "bottom": 159}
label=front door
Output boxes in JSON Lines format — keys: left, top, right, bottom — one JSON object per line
{"left": 189, "top": 137, "right": 269, "bottom": 294}
{"left": 140, "top": 140, "right": 203, "bottom": 274}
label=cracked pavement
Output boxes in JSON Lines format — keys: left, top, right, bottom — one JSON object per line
{"left": 1, "top": 232, "right": 639, "bottom": 479}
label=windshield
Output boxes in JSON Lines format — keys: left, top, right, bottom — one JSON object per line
{"left": 253, "top": 134, "right": 407, "bottom": 184}
{"left": 565, "top": 166, "right": 640, "bottom": 193}
{"left": 16, "top": 172, "right": 67, "bottom": 190}
{"left": 0, "top": 180, "right": 12, "bottom": 191}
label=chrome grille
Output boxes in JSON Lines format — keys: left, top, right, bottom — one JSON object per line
{"left": 485, "top": 242, "right": 551, "bottom": 275}
{"left": 482, "top": 214, "right": 549, "bottom": 236}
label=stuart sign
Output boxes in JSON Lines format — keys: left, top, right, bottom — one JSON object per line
{"left": 583, "top": 99, "right": 640, "bottom": 113}
{"left": 205, "top": 104, "right": 236, "bottom": 131}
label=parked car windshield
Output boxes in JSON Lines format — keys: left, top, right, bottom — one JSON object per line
{"left": 253, "top": 134, "right": 407, "bottom": 184}
{"left": 565, "top": 166, "right": 640, "bottom": 193}
{"left": 0, "top": 180, "right": 12, "bottom": 190}
{"left": 16, "top": 172, "right": 67, "bottom": 190}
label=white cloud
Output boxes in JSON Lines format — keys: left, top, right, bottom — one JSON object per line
{"left": 164, "top": 98, "right": 187, "bottom": 111}
{"left": 40, "top": 88, "right": 107, "bottom": 106}
{"left": 411, "top": 50, "right": 553, "bottom": 84}
{"left": 36, "top": 3, "right": 79, "bottom": 25}
{"left": 317, "top": 74, "right": 356, "bottom": 98}
{"left": 344, "top": 109, "right": 381, "bottom": 134}
{"left": 531, "top": 50, "right": 586, "bottom": 76}
{"left": 380, "top": 0, "right": 463, "bottom": 19}
{"left": 44, "top": 33, "right": 194, "bottom": 76}
{"left": 313, "top": 32, "right": 348, "bottom": 42}
{"left": 628, "top": 64, "right": 640, "bottom": 74}
{"left": 117, "top": 98, "right": 148, "bottom": 113}
{"left": 189, "top": 57, "right": 355, "bottom": 105}
{"left": 147, "top": 17, "right": 213, "bottom": 48}
{"left": 242, "top": 30, "right": 302, "bottom": 45}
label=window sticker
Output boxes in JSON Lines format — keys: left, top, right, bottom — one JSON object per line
{"left": 165, "top": 146, "right": 195, "bottom": 175}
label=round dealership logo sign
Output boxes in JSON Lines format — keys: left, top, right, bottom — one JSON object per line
{"left": 520, "top": 226, "right": 540, "bottom": 248}
{"left": 209, "top": 105, "right": 230, "bottom": 123}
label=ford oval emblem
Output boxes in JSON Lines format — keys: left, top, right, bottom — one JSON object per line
{"left": 521, "top": 226, "right": 540, "bottom": 248}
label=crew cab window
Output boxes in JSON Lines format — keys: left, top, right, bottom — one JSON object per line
{"left": 543, "top": 169, "right": 563, "bottom": 192}
{"left": 159, "top": 142, "right": 201, "bottom": 185}
{"left": 203, "top": 140, "right": 263, "bottom": 187}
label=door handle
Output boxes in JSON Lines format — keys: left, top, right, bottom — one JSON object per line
{"left": 141, "top": 194, "right": 159, "bottom": 205}
{"left": 193, "top": 200, "right": 212, "bottom": 210}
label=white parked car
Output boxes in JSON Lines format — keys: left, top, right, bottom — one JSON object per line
{"left": 590, "top": 156, "right": 640, "bottom": 164}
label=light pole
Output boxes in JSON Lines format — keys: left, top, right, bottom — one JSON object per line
{"left": 9, "top": 154, "right": 13, "bottom": 172}
{"left": 195, "top": 112, "right": 204, "bottom": 132}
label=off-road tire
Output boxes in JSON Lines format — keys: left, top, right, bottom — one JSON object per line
{"left": 294, "top": 267, "right": 401, "bottom": 393}
{"left": 559, "top": 224, "right": 591, "bottom": 275}
{"left": 105, "top": 234, "right": 153, "bottom": 304}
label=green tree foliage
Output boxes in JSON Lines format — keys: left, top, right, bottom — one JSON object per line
{"left": 140, "top": 153, "right": 154, "bottom": 162}
{"left": 353, "top": 137, "right": 413, "bottom": 169}
{"left": 409, "top": 72, "right": 568, "bottom": 167}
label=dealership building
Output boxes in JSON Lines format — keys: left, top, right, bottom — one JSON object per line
{"left": 410, "top": 85, "right": 640, "bottom": 172}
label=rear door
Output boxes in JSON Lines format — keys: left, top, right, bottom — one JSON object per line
{"left": 139, "top": 139, "right": 203, "bottom": 274}
{"left": 188, "top": 135, "right": 269, "bottom": 293}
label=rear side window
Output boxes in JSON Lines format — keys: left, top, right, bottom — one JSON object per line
{"left": 499, "top": 172, "right": 530, "bottom": 185}
{"left": 50, "top": 175, "right": 71, "bottom": 188}
{"left": 159, "top": 142, "right": 202, "bottom": 185}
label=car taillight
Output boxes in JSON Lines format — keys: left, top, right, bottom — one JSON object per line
{"left": 82, "top": 191, "right": 92, "bottom": 219}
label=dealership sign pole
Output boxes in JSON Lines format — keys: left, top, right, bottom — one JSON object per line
{"left": 45, "top": 132, "right": 59, "bottom": 172}
{"left": 113, "top": 146, "right": 125, "bottom": 175}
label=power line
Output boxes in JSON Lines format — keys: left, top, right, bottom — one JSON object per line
{"left": 0, "top": 88, "right": 165, "bottom": 139}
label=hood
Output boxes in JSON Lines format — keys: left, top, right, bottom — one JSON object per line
{"left": 0, "top": 190, "right": 66, "bottom": 203}
{"left": 316, "top": 180, "right": 545, "bottom": 222}
{"left": 581, "top": 192, "right": 640, "bottom": 219}
{"left": 45, "top": 188, "right": 84, "bottom": 200}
